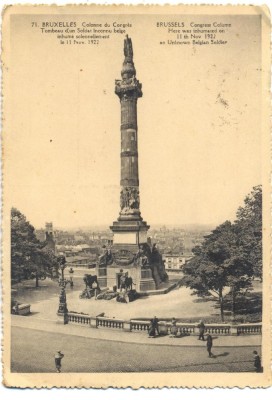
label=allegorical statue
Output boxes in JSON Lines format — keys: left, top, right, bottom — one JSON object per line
{"left": 98, "top": 246, "right": 113, "bottom": 266}
{"left": 120, "top": 187, "right": 140, "bottom": 212}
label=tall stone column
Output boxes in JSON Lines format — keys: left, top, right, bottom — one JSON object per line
{"left": 115, "top": 35, "right": 142, "bottom": 222}
{"left": 97, "top": 36, "right": 156, "bottom": 292}
{"left": 111, "top": 35, "right": 149, "bottom": 242}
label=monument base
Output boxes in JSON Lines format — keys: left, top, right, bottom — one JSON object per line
{"left": 110, "top": 219, "right": 150, "bottom": 246}
{"left": 96, "top": 215, "right": 164, "bottom": 292}
{"left": 101, "top": 263, "right": 155, "bottom": 292}
{"left": 138, "top": 269, "right": 156, "bottom": 291}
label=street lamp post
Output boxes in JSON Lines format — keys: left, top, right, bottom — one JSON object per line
{"left": 61, "top": 264, "right": 65, "bottom": 281}
{"left": 57, "top": 256, "right": 68, "bottom": 319}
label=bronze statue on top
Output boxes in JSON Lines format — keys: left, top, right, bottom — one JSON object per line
{"left": 124, "top": 34, "right": 133, "bottom": 60}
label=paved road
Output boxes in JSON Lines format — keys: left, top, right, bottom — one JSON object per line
{"left": 11, "top": 327, "right": 260, "bottom": 373}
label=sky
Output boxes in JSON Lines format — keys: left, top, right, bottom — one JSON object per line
{"left": 5, "top": 10, "right": 262, "bottom": 230}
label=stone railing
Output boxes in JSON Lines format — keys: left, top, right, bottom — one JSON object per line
{"left": 204, "top": 324, "right": 231, "bottom": 335}
{"left": 131, "top": 319, "right": 150, "bottom": 331}
{"left": 236, "top": 323, "right": 262, "bottom": 335}
{"left": 67, "top": 312, "right": 91, "bottom": 325}
{"left": 96, "top": 316, "right": 124, "bottom": 329}
{"left": 158, "top": 322, "right": 197, "bottom": 336}
{"left": 64, "top": 312, "right": 261, "bottom": 336}
{"left": 176, "top": 324, "right": 196, "bottom": 335}
{"left": 130, "top": 322, "right": 230, "bottom": 336}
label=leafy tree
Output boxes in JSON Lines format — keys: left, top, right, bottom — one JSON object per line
{"left": 11, "top": 208, "right": 58, "bottom": 287}
{"left": 235, "top": 185, "right": 262, "bottom": 280}
{"left": 182, "top": 221, "right": 253, "bottom": 321}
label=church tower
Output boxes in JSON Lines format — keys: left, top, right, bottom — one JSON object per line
{"left": 44, "top": 222, "right": 56, "bottom": 254}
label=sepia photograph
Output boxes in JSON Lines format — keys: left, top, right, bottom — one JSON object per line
{"left": 1, "top": 4, "right": 271, "bottom": 388}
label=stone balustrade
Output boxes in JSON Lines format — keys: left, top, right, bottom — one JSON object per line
{"left": 67, "top": 312, "right": 91, "bottom": 325}
{"left": 65, "top": 312, "right": 261, "bottom": 336}
{"left": 130, "top": 319, "right": 150, "bottom": 331}
{"left": 236, "top": 323, "right": 262, "bottom": 335}
{"left": 160, "top": 322, "right": 197, "bottom": 336}
{"left": 204, "top": 324, "right": 231, "bottom": 335}
{"left": 96, "top": 316, "right": 124, "bottom": 329}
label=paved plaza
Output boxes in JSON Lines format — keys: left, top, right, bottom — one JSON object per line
{"left": 13, "top": 270, "right": 217, "bottom": 321}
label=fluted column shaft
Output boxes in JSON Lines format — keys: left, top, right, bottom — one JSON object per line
{"left": 120, "top": 97, "right": 139, "bottom": 187}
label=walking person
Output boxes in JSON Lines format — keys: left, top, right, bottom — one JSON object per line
{"left": 198, "top": 320, "right": 205, "bottom": 341}
{"left": 206, "top": 334, "right": 213, "bottom": 357}
{"left": 253, "top": 350, "right": 262, "bottom": 372}
{"left": 54, "top": 350, "right": 64, "bottom": 373}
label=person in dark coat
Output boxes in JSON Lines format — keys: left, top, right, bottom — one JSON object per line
{"left": 253, "top": 350, "right": 262, "bottom": 372}
{"left": 206, "top": 334, "right": 213, "bottom": 357}
{"left": 153, "top": 316, "right": 159, "bottom": 336}
{"left": 198, "top": 320, "right": 205, "bottom": 341}
{"left": 148, "top": 320, "right": 155, "bottom": 338}
{"left": 54, "top": 350, "right": 64, "bottom": 373}
{"left": 148, "top": 316, "right": 159, "bottom": 338}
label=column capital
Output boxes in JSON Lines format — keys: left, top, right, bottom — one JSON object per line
{"left": 115, "top": 77, "right": 142, "bottom": 100}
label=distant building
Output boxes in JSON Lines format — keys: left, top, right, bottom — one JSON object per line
{"left": 162, "top": 253, "right": 192, "bottom": 271}
{"left": 74, "top": 234, "right": 85, "bottom": 242}
{"left": 56, "top": 244, "right": 99, "bottom": 256}
{"left": 65, "top": 255, "right": 97, "bottom": 268}
{"left": 79, "top": 244, "right": 100, "bottom": 254}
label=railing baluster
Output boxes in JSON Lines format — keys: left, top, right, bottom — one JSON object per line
{"left": 66, "top": 314, "right": 261, "bottom": 336}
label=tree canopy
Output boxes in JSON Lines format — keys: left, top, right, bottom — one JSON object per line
{"left": 11, "top": 208, "right": 59, "bottom": 286}
{"left": 181, "top": 186, "right": 262, "bottom": 321}
{"left": 235, "top": 185, "right": 262, "bottom": 279}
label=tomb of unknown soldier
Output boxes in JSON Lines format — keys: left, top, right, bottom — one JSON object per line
{"left": 96, "top": 36, "right": 168, "bottom": 294}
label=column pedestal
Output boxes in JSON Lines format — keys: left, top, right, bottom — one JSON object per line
{"left": 139, "top": 268, "right": 156, "bottom": 292}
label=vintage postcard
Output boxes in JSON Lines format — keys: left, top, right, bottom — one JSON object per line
{"left": 1, "top": 4, "right": 271, "bottom": 388}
